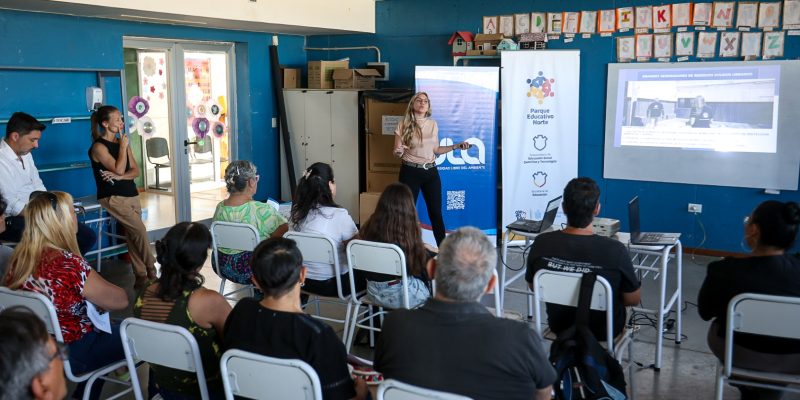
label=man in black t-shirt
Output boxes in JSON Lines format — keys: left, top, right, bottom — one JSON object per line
{"left": 646, "top": 98, "right": 665, "bottom": 127}
{"left": 375, "top": 227, "right": 556, "bottom": 400}
{"left": 688, "top": 95, "right": 713, "bottom": 128}
{"left": 525, "top": 177, "right": 641, "bottom": 340}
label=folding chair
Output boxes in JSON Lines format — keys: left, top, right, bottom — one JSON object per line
{"left": 145, "top": 137, "right": 171, "bottom": 191}
{"left": 0, "top": 287, "right": 133, "bottom": 400}
{"left": 715, "top": 293, "right": 800, "bottom": 400}
{"left": 532, "top": 270, "right": 635, "bottom": 397}
{"left": 210, "top": 221, "right": 260, "bottom": 300}
{"left": 377, "top": 379, "right": 472, "bottom": 400}
{"left": 220, "top": 349, "right": 322, "bottom": 400}
{"left": 120, "top": 318, "right": 209, "bottom": 400}
{"left": 284, "top": 231, "right": 354, "bottom": 341}
{"left": 344, "top": 239, "right": 412, "bottom": 352}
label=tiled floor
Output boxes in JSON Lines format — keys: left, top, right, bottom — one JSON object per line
{"left": 89, "top": 244, "right": 798, "bottom": 400}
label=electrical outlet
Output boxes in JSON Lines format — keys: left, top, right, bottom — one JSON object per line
{"left": 688, "top": 203, "right": 703, "bottom": 213}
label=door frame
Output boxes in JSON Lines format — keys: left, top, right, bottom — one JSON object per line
{"left": 122, "top": 37, "right": 238, "bottom": 224}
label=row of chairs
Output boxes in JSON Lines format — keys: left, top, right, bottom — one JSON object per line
{"left": 209, "top": 221, "right": 501, "bottom": 353}
{"left": 0, "top": 287, "right": 469, "bottom": 399}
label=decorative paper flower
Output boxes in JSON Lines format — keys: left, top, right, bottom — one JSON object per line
{"left": 142, "top": 56, "right": 156, "bottom": 77}
{"left": 196, "top": 104, "right": 207, "bottom": 117}
{"left": 210, "top": 104, "right": 220, "bottom": 116}
{"left": 127, "top": 112, "right": 139, "bottom": 133}
{"left": 192, "top": 117, "right": 210, "bottom": 138}
{"left": 128, "top": 96, "right": 150, "bottom": 118}
{"left": 138, "top": 116, "right": 156, "bottom": 138}
{"left": 212, "top": 122, "right": 226, "bottom": 138}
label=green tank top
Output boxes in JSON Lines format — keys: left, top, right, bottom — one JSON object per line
{"left": 134, "top": 285, "right": 223, "bottom": 396}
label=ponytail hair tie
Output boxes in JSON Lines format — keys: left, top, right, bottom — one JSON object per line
{"left": 302, "top": 169, "right": 311, "bottom": 179}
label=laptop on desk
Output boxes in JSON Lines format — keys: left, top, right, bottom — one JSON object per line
{"left": 506, "top": 196, "right": 562, "bottom": 234}
{"left": 628, "top": 196, "right": 680, "bottom": 245}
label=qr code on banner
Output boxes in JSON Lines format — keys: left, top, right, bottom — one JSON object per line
{"left": 446, "top": 190, "right": 466, "bottom": 211}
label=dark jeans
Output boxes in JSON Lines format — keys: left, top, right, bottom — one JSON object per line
{"left": 1, "top": 215, "right": 97, "bottom": 255}
{"left": 304, "top": 272, "right": 364, "bottom": 298}
{"left": 398, "top": 164, "right": 445, "bottom": 246}
{"left": 68, "top": 324, "right": 126, "bottom": 400}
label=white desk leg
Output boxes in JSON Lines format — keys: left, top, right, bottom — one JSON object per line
{"left": 500, "top": 230, "right": 509, "bottom": 310}
{"left": 655, "top": 245, "right": 669, "bottom": 371}
{"left": 675, "top": 240, "right": 683, "bottom": 345}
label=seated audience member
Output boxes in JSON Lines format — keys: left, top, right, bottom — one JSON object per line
{"left": 698, "top": 200, "right": 800, "bottom": 400}
{"left": 357, "top": 183, "right": 431, "bottom": 309}
{"left": 290, "top": 162, "right": 359, "bottom": 296}
{"left": 212, "top": 160, "right": 288, "bottom": 285}
{"left": 375, "top": 227, "right": 556, "bottom": 400}
{"left": 223, "top": 237, "right": 367, "bottom": 400}
{"left": 0, "top": 112, "right": 96, "bottom": 255}
{"left": 135, "top": 222, "right": 231, "bottom": 399}
{"left": 525, "top": 177, "right": 641, "bottom": 340}
{"left": 0, "top": 306, "right": 68, "bottom": 400}
{"left": 4, "top": 191, "right": 128, "bottom": 400}
{"left": 0, "top": 194, "right": 13, "bottom": 280}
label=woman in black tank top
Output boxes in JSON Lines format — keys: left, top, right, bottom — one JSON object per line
{"left": 89, "top": 105, "right": 156, "bottom": 287}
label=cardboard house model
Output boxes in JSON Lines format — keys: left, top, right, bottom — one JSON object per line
{"left": 473, "top": 33, "right": 505, "bottom": 51}
{"left": 448, "top": 31, "right": 474, "bottom": 56}
{"left": 497, "top": 38, "right": 518, "bottom": 51}
{"left": 518, "top": 32, "right": 548, "bottom": 50}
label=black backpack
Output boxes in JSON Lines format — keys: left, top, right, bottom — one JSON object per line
{"left": 548, "top": 272, "right": 628, "bottom": 400}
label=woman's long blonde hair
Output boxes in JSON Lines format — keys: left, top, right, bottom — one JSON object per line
{"left": 400, "top": 92, "right": 432, "bottom": 147}
{"left": 5, "top": 191, "right": 80, "bottom": 289}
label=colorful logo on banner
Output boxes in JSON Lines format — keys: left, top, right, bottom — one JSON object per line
{"left": 526, "top": 71, "right": 556, "bottom": 104}
{"left": 416, "top": 66, "right": 499, "bottom": 243}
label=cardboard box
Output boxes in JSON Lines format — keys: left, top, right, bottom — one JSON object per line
{"left": 281, "top": 67, "right": 299, "bottom": 89}
{"left": 307, "top": 60, "right": 349, "bottom": 89}
{"left": 365, "top": 98, "right": 408, "bottom": 135}
{"left": 367, "top": 134, "right": 402, "bottom": 172}
{"left": 332, "top": 68, "right": 381, "bottom": 89}
{"left": 359, "top": 192, "right": 381, "bottom": 225}
{"left": 366, "top": 171, "right": 398, "bottom": 193}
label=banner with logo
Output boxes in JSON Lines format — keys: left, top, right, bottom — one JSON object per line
{"left": 501, "top": 51, "right": 580, "bottom": 229}
{"left": 415, "top": 66, "right": 499, "bottom": 243}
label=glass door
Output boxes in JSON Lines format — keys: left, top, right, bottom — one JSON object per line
{"left": 123, "top": 38, "right": 236, "bottom": 233}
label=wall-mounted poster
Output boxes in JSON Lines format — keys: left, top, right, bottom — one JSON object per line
{"left": 672, "top": 3, "right": 693, "bottom": 26}
{"left": 599, "top": 9, "right": 617, "bottom": 32}
{"left": 531, "top": 13, "right": 546, "bottom": 33}
{"left": 693, "top": 3, "right": 713, "bottom": 25}
{"left": 654, "top": 33, "right": 673, "bottom": 58}
{"left": 547, "top": 12, "right": 563, "bottom": 34}
{"left": 784, "top": 0, "right": 800, "bottom": 29}
{"left": 653, "top": 5, "right": 672, "bottom": 29}
{"left": 763, "top": 30, "right": 785, "bottom": 57}
{"left": 580, "top": 11, "right": 597, "bottom": 33}
{"left": 712, "top": 2, "right": 735, "bottom": 27}
{"left": 483, "top": 16, "right": 499, "bottom": 34}
{"left": 719, "top": 31, "right": 741, "bottom": 57}
{"left": 676, "top": 31, "right": 696, "bottom": 55}
{"left": 617, "top": 7, "right": 635, "bottom": 29}
{"left": 636, "top": 6, "right": 654, "bottom": 29}
{"left": 617, "top": 36, "right": 636, "bottom": 61}
{"left": 697, "top": 31, "right": 718, "bottom": 57}
{"left": 562, "top": 11, "right": 580, "bottom": 34}
{"left": 741, "top": 31, "right": 763, "bottom": 56}
{"left": 499, "top": 15, "right": 514, "bottom": 36}
{"left": 636, "top": 33, "right": 654, "bottom": 58}
{"left": 737, "top": 2, "right": 759, "bottom": 27}
{"left": 758, "top": 2, "right": 782, "bottom": 28}
{"left": 515, "top": 13, "right": 531, "bottom": 34}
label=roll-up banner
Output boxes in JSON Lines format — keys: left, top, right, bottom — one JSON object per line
{"left": 501, "top": 51, "right": 580, "bottom": 230}
{"left": 415, "top": 66, "right": 500, "bottom": 244}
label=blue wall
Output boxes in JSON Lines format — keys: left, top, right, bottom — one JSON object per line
{"left": 0, "top": 9, "right": 306, "bottom": 202}
{"left": 308, "top": 0, "right": 800, "bottom": 253}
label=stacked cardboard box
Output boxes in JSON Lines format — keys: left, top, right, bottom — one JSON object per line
{"left": 359, "top": 192, "right": 381, "bottom": 224}
{"left": 332, "top": 68, "right": 381, "bottom": 89}
{"left": 307, "top": 60, "right": 349, "bottom": 89}
{"left": 280, "top": 67, "right": 300, "bottom": 89}
{"left": 364, "top": 98, "right": 407, "bottom": 194}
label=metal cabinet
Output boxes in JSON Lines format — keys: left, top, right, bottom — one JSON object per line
{"left": 280, "top": 89, "right": 360, "bottom": 222}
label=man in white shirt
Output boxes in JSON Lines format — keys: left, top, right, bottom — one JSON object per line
{"left": 0, "top": 112, "right": 96, "bottom": 254}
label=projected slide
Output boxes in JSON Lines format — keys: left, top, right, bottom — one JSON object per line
{"left": 614, "top": 66, "right": 779, "bottom": 153}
